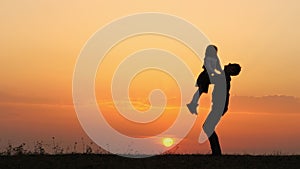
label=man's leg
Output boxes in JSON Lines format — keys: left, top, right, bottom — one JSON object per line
{"left": 208, "top": 131, "right": 222, "bottom": 156}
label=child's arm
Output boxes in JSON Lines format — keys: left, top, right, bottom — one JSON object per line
{"left": 208, "top": 57, "right": 224, "bottom": 75}
{"left": 215, "top": 58, "right": 223, "bottom": 74}
{"left": 212, "top": 61, "right": 222, "bottom": 75}
{"left": 204, "top": 57, "right": 215, "bottom": 75}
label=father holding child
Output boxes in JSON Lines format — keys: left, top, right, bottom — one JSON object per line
{"left": 187, "top": 45, "right": 241, "bottom": 155}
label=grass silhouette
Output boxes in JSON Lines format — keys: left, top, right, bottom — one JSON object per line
{"left": 0, "top": 154, "right": 300, "bottom": 169}
{"left": 1, "top": 139, "right": 299, "bottom": 169}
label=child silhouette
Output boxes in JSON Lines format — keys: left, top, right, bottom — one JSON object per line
{"left": 187, "top": 45, "right": 222, "bottom": 114}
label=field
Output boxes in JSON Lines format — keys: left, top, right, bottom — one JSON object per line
{"left": 1, "top": 154, "right": 299, "bottom": 169}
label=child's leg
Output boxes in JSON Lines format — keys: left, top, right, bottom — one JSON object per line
{"left": 191, "top": 88, "right": 203, "bottom": 104}
{"left": 187, "top": 88, "right": 203, "bottom": 115}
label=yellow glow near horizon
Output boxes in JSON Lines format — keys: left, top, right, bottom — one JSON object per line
{"left": 162, "top": 137, "right": 174, "bottom": 147}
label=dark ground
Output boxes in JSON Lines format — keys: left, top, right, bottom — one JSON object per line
{"left": 1, "top": 154, "right": 300, "bottom": 169}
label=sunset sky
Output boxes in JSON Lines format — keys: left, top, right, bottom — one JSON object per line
{"left": 1, "top": 0, "right": 300, "bottom": 155}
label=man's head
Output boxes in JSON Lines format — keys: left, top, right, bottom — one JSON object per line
{"left": 224, "top": 63, "right": 241, "bottom": 76}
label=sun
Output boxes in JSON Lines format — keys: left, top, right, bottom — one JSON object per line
{"left": 162, "top": 137, "right": 174, "bottom": 147}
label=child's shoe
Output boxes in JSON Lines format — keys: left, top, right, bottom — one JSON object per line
{"left": 186, "top": 103, "right": 198, "bottom": 115}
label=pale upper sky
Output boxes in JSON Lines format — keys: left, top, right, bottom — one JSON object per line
{"left": 1, "top": 0, "right": 300, "bottom": 103}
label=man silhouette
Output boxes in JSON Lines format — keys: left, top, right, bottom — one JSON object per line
{"left": 200, "top": 63, "right": 241, "bottom": 156}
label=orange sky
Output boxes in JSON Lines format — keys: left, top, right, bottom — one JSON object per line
{"left": 0, "top": 1, "right": 300, "bottom": 154}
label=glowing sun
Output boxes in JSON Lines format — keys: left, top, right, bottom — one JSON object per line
{"left": 162, "top": 137, "right": 174, "bottom": 147}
